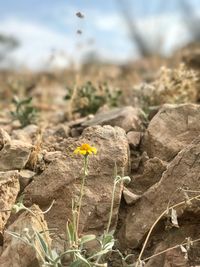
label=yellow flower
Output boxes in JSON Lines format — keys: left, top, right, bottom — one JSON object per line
{"left": 74, "top": 143, "right": 97, "bottom": 156}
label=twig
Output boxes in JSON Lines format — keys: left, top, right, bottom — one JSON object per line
{"left": 135, "top": 193, "right": 200, "bottom": 266}
{"left": 143, "top": 237, "right": 200, "bottom": 262}
{"left": 182, "top": 189, "right": 200, "bottom": 193}
{"left": 41, "top": 199, "right": 55, "bottom": 214}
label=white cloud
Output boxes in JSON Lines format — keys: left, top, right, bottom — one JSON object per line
{"left": 0, "top": 11, "right": 194, "bottom": 70}
{"left": 91, "top": 11, "right": 191, "bottom": 55}
{"left": 0, "top": 17, "right": 75, "bottom": 70}
{"left": 134, "top": 13, "right": 190, "bottom": 54}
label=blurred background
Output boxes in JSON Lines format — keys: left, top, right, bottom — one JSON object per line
{"left": 0, "top": 0, "right": 200, "bottom": 71}
{"left": 1, "top": 0, "right": 200, "bottom": 121}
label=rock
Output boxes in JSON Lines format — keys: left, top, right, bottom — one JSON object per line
{"left": 123, "top": 187, "right": 141, "bottom": 205}
{"left": 0, "top": 129, "right": 32, "bottom": 171}
{"left": 145, "top": 246, "right": 189, "bottom": 267}
{"left": 144, "top": 222, "right": 200, "bottom": 267}
{"left": 25, "top": 125, "right": 130, "bottom": 238}
{"left": 18, "top": 170, "right": 36, "bottom": 191}
{"left": 43, "top": 151, "right": 63, "bottom": 163}
{"left": 143, "top": 103, "right": 200, "bottom": 161}
{"left": 131, "top": 157, "right": 167, "bottom": 194}
{"left": 11, "top": 124, "right": 39, "bottom": 143}
{"left": 82, "top": 106, "right": 145, "bottom": 133}
{"left": 127, "top": 131, "right": 141, "bottom": 148}
{"left": 70, "top": 127, "right": 82, "bottom": 137}
{"left": 121, "top": 135, "right": 200, "bottom": 248}
{"left": 53, "top": 124, "right": 70, "bottom": 138}
{"left": 41, "top": 124, "right": 71, "bottom": 148}
{"left": 130, "top": 151, "right": 149, "bottom": 172}
{"left": 0, "top": 205, "right": 51, "bottom": 267}
{"left": 0, "top": 129, "right": 11, "bottom": 149}
{"left": 0, "top": 138, "right": 32, "bottom": 171}
{"left": 0, "top": 171, "right": 20, "bottom": 234}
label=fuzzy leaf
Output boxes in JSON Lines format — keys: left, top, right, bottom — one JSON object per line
{"left": 34, "top": 230, "right": 48, "bottom": 254}
{"left": 74, "top": 252, "right": 91, "bottom": 266}
{"left": 80, "top": 234, "right": 96, "bottom": 244}
{"left": 171, "top": 208, "right": 179, "bottom": 228}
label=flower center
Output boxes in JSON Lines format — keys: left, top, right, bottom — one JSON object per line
{"left": 80, "top": 144, "right": 91, "bottom": 151}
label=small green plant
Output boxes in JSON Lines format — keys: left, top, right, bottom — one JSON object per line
{"left": 64, "top": 81, "right": 122, "bottom": 116}
{"left": 64, "top": 144, "right": 131, "bottom": 266}
{"left": 10, "top": 96, "right": 37, "bottom": 127}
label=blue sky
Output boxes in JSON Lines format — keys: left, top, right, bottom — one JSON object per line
{"left": 0, "top": 0, "right": 199, "bottom": 70}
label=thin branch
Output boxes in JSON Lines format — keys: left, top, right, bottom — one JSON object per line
{"left": 143, "top": 237, "right": 200, "bottom": 262}
{"left": 135, "top": 193, "right": 200, "bottom": 266}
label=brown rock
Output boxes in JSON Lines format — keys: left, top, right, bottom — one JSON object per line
{"left": 25, "top": 125, "right": 130, "bottom": 237}
{"left": 131, "top": 157, "right": 167, "bottom": 194}
{"left": 0, "top": 129, "right": 32, "bottom": 171}
{"left": 43, "top": 151, "right": 63, "bottom": 163}
{"left": 18, "top": 169, "right": 36, "bottom": 191}
{"left": 122, "top": 135, "right": 200, "bottom": 248}
{"left": 82, "top": 106, "right": 145, "bottom": 132}
{"left": 11, "top": 124, "right": 39, "bottom": 143}
{"left": 0, "top": 171, "right": 20, "bottom": 234}
{"left": 123, "top": 187, "right": 141, "bottom": 205}
{"left": 127, "top": 131, "right": 141, "bottom": 148}
{"left": 143, "top": 103, "right": 200, "bottom": 161}
{"left": 53, "top": 124, "right": 70, "bottom": 138}
{"left": 145, "top": 246, "right": 189, "bottom": 267}
{"left": 0, "top": 128, "right": 11, "bottom": 149}
{"left": 0, "top": 205, "right": 51, "bottom": 267}
{"left": 144, "top": 223, "right": 200, "bottom": 267}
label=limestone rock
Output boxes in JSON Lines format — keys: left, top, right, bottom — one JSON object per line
{"left": 0, "top": 171, "right": 20, "bottom": 234}
{"left": 123, "top": 187, "right": 141, "bottom": 205}
{"left": 0, "top": 129, "right": 11, "bottom": 149}
{"left": 18, "top": 169, "right": 36, "bottom": 191}
{"left": 145, "top": 246, "right": 189, "bottom": 267}
{"left": 143, "top": 103, "right": 200, "bottom": 161}
{"left": 25, "top": 125, "right": 130, "bottom": 237}
{"left": 122, "top": 135, "right": 200, "bottom": 248}
{"left": 127, "top": 131, "right": 141, "bottom": 148}
{"left": 0, "top": 129, "right": 32, "bottom": 171}
{"left": 82, "top": 106, "right": 145, "bottom": 132}
{"left": 53, "top": 124, "right": 70, "bottom": 138}
{"left": 11, "top": 124, "right": 39, "bottom": 143}
{"left": 145, "top": 222, "right": 200, "bottom": 267}
{"left": 0, "top": 205, "right": 51, "bottom": 267}
{"left": 43, "top": 151, "right": 63, "bottom": 163}
{"left": 131, "top": 157, "right": 167, "bottom": 194}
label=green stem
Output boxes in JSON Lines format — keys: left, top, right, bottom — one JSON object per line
{"left": 106, "top": 164, "right": 118, "bottom": 234}
{"left": 96, "top": 164, "right": 118, "bottom": 265}
{"left": 76, "top": 155, "right": 88, "bottom": 240}
{"left": 106, "top": 181, "right": 116, "bottom": 234}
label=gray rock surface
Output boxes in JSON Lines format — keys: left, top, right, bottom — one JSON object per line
{"left": 0, "top": 205, "right": 51, "bottom": 267}
{"left": 143, "top": 104, "right": 200, "bottom": 161}
{"left": 0, "top": 171, "right": 20, "bottom": 233}
{"left": 25, "top": 125, "right": 130, "bottom": 238}
{"left": 122, "top": 135, "right": 200, "bottom": 248}
{"left": 82, "top": 106, "right": 145, "bottom": 132}
{"left": 0, "top": 129, "right": 32, "bottom": 171}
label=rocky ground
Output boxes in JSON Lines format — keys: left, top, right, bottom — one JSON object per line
{"left": 0, "top": 45, "right": 200, "bottom": 267}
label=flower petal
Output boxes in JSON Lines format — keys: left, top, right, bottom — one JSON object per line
{"left": 81, "top": 150, "right": 87, "bottom": 155}
{"left": 91, "top": 147, "right": 97, "bottom": 154}
{"left": 74, "top": 147, "right": 80, "bottom": 154}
